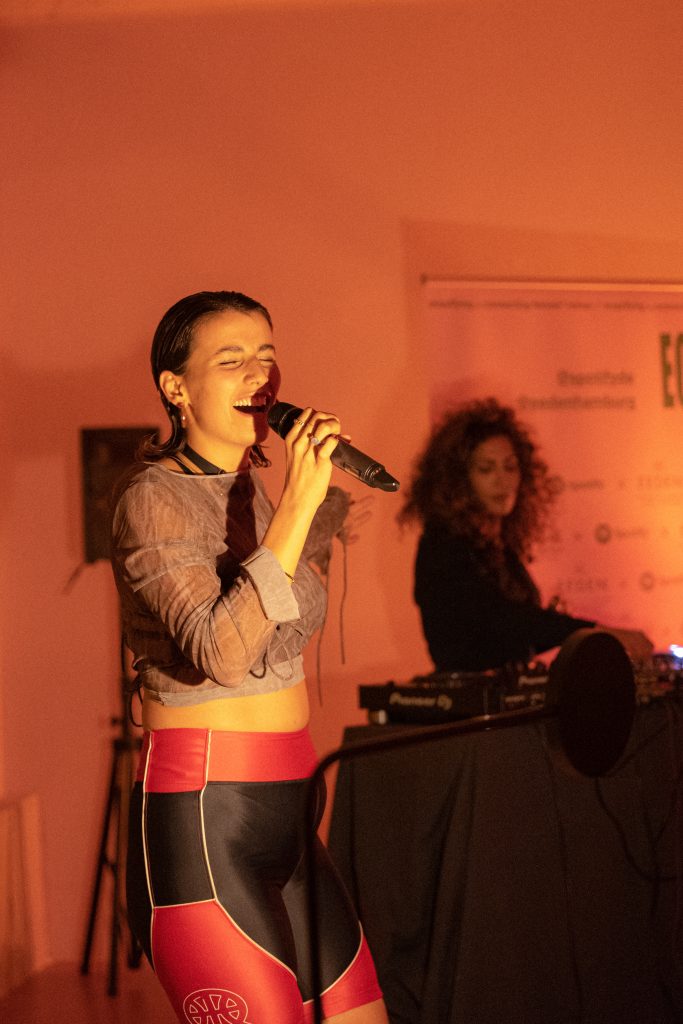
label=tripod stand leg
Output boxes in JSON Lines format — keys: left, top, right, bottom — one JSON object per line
{"left": 109, "top": 738, "right": 141, "bottom": 995}
{"left": 108, "top": 774, "right": 123, "bottom": 997}
{"left": 80, "top": 747, "right": 118, "bottom": 975}
{"left": 82, "top": 621, "right": 144, "bottom": 994}
{"left": 120, "top": 741, "right": 143, "bottom": 971}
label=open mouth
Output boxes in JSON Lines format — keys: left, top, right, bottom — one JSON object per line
{"left": 233, "top": 393, "right": 271, "bottom": 415}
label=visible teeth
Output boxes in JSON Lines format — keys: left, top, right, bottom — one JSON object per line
{"left": 233, "top": 397, "right": 266, "bottom": 408}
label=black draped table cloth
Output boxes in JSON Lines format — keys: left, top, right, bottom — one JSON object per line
{"left": 327, "top": 701, "right": 683, "bottom": 1024}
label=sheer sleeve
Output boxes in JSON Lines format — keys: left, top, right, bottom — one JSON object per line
{"left": 112, "top": 474, "right": 301, "bottom": 688}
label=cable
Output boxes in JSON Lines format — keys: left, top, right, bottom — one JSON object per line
{"left": 339, "top": 535, "right": 348, "bottom": 666}
{"left": 536, "top": 724, "right": 584, "bottom": 1024}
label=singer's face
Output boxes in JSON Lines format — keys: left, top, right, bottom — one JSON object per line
{"left": 468, "top": 435, "right": 521, "bottom": 519}
{"left": 177, "top": 310, "right": 280, "bottom": 469}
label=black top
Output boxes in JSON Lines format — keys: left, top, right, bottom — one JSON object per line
{"left": 414, "top": 520, "right": 595, "bottom": 672}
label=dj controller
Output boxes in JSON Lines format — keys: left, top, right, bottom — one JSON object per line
{"left": 358, "top": 650, "right": 683, "bottom": 725}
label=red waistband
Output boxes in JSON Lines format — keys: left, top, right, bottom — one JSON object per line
{"left": 136, "top": 727, "right": 318, "bottom": 792}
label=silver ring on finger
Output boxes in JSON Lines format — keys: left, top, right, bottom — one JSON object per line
{"left": 308, "top": 434, "right": 322, "bottom": 446}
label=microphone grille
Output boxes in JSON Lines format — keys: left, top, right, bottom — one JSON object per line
{"left": 267, "top": 401, "right": 299, "bottom": 438}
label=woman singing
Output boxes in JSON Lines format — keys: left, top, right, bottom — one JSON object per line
{"left": 400, "top": 397, "right": 652, "bottom": 672}
{"left": 111, "top": 291, "right": 387, "bottom": 1024}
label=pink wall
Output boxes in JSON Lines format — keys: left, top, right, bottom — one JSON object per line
{"left": 2, "top": 0, "right": 683, "bottom": 965}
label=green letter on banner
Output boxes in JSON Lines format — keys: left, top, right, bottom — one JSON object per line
{"left": 661, "top": 333, "right": 675, "bottom": 407}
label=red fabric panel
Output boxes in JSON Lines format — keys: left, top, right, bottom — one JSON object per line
{"left": 152, "top": 900, "right": 304, "bottom": 1024}
{"left": 136, "top": 727, "right": 318, "bottom": 790}
{"left": 303, "top": 934, "right": 383, "bottom": 1022}
{"left": 206, "top": 727, "right": 317, "bottom": 782}
{"left": 137, "top": 729, "right": 210, "bottom": 792}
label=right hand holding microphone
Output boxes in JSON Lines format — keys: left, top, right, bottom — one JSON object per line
{"left": 262, "top": 407, "right": 349, "bottom": 579}
{"left": 282, "top": 407, "right": 349, "bottom": 512}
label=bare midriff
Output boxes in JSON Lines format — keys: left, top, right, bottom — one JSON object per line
{"left": 141, "top": 677, "right": 310, "bottom": 732}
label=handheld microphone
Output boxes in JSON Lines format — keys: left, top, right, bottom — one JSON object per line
{"left": 267, "top": 401, "right": 400, "bottom": 492}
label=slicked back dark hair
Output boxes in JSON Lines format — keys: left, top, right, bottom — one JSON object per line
{"left": 140, "top": 290, "right": 273, "bottom": 466}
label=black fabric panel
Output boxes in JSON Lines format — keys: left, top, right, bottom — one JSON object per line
{"left": 283, "top": 835, "right": 362, "bottom": 1002}
{"left": 202, "top": 780, "right": 307, "bottom": 974}
{"left": 328, "top": 710, "right": 683, "bottom": 1024}
{"left": 145, "top": 790, "right": 213, "bottom": 906}
{"left": 202, "top": 777, "right": 360, "bottom": 992}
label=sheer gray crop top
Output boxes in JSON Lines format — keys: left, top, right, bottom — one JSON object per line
{"left": 111, "top": 463, "right": 349, "bottom": 707}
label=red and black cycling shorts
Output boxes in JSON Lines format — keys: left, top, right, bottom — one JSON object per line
{"left": 127, "top": 726, "right": 382, "bottom": 1024}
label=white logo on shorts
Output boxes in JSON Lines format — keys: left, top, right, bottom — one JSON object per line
{"left": 183, "top": 988, "right": 253, "bottom": 1024}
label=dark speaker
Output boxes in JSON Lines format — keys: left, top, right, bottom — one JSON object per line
{"left": 81, "top": 427, "right": 158, "bottom": 563}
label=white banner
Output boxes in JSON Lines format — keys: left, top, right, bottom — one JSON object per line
{"left": 423, "top": 279, "right": 683, "bottom": 649}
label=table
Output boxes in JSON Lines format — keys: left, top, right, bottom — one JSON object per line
{"left": 327, "top": 700, "right": 683, "bottom": 1024}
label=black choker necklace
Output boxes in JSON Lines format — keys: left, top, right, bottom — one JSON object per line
{"left": 182, "top": 444, "right": 226, "bottom": 475}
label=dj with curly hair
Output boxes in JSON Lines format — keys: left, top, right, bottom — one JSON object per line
{"left": 400, "top": 397, "right": 652, "bottom": 672}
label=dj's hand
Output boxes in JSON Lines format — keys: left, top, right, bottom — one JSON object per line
{"left": 596, "top": 626, "right": 654, "bottom": 664}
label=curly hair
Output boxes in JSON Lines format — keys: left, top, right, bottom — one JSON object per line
{"left": 400, "top": 398, "right": 553, "bottom": 560}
